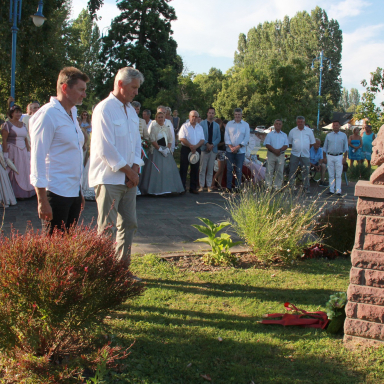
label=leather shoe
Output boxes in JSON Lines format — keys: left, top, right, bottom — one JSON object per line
{"left": 190, "top": 189, "right": 199, "bottom": 194}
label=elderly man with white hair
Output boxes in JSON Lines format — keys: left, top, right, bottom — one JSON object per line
{"left": 89, "top": 67, "right": 144, "bottom": 269}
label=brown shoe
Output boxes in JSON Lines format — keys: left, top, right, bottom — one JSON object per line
{"left": 190, "top": 189, "right": 199, "bottom": 194}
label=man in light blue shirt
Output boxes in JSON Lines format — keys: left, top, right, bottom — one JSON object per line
{"left": 309, "top": 139, "right": 327, "bottom": 187}
{"left": 224, "top": 108, "right": 250, "bottom": 191}
{"left": 323, "top": 120, "right": 348, "bottom": 195}
{"left": 264, "top": 119, "right": 289, "bottom": 189}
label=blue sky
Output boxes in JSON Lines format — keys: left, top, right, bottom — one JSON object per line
{"left": 72, "top": 0, "right": 384, "bottom": 102}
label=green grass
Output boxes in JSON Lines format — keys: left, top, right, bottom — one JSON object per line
{"left": 102, "top": 255, "right": 384, "bottom": 383}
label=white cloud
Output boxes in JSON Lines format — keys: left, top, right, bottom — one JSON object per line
{"left": 328, "top": 0, "right": 371, "bottom": 19}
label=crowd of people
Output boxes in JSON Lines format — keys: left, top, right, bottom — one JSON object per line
{"left": 0, "top": 65, "right": 376, "bottom": 278}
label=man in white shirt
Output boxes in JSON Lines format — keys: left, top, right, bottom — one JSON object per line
{"left": 225, "top": 108, "right": 250, "bottom": 191}
{"left": 30, "top": 67, "right": 89, "bottom": 233}
{"left": 323, "top": 120, "right": 348, "bottom": 196}
{"left": 89, "top": 67, "right": 144, "bottom": 267}
{"left": 142, "top": 109, "right": 152, "bottom": 139}
{"left": 288, "top": 116, "right": 316, "bottom": 194}
{"left": 179, "top": 110, "right": 205, "bottom": 194}
{"left": 131, "top": 101, "right": 147, "bottom": 139}
{"left": 264, "top": 119, "right": 289, "bottom": 190}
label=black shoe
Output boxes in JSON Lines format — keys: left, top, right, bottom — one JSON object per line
{"left": 180, "top": 190, "right": 186, "bottom": 195}
{"left": 336, "top": 192, "right": 342, "bottom": 197}
{"left": 327, "top": 191, "right": 334, "bottom": 195}
{"left": 190, "top": 189, "right": 199, "bottom": 194}
{"left": 319, "top": 181, "right": 328, "bottom": 187}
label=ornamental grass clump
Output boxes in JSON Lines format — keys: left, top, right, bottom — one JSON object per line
{"left": 0, "top": 223, "right": 144, "bottom": 360}
{"left": 226, "top": 185, "right": 324, "bottom": 263}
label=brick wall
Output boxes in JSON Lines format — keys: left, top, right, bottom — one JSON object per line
{"left": 344, "top": 181, "right": 384, "bottom": 347}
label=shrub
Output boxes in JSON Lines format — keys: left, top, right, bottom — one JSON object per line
{"left": 317, "top": 205, "right": 357, "bottom": 253}
{"left": 0, "top": 223, "right": 144, "bottom": 360}
{"left": 226, "top": 185, "right": 323, "bottom": 263}
{"left": 192, "top": 218, "right": 242, "bottom": 266}
{"left": 347, "top": 163, "right": 371, "bottom": 181}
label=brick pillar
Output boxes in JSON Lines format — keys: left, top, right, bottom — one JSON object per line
{"left": 344, "top": 180, "right": 384, "bottom": 347}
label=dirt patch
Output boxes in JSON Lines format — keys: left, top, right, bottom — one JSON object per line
{"left": 166, "top": 253, "right": 277, "bottom": 272}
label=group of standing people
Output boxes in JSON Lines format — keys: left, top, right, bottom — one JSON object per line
{"left": 348, "top": 124, "right": 375, "bottom": 167}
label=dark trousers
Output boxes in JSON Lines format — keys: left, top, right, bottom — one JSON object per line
{"left": 45, "top": 190, "right": 82, "bottom": 233}
{"left": 179, "top": 146, "right": 201, "bottom": 191}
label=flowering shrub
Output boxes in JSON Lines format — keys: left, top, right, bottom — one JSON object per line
{"left": 317, "top": 205, "right": 357, "bottom": 253}
{"left": 0, "top": 223, "right": 144, "bottom": 359}
{"left": 302, "top": 243, "right": 338, "bottom": 260}
{"left": 325, "top": 292, "right": 348, "bottom": 320}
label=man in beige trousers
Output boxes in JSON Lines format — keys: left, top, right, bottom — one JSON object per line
{"left": 264, "top": 119, "right": 289, "bottom": 190}
{"left": 89, "top": 67, "right": 144, "bottom": 270}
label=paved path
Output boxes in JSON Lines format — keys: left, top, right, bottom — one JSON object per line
{"left": 1, "top": 180, "right": 358, "bottom": 255}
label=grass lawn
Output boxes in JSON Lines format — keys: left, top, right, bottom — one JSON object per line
{"left": 102, "top": 255, "right": 384, "bottom": 383}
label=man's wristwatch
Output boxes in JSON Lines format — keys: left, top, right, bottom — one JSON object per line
{"left": 239, "top": 144, "right": 244, "bottom": 148}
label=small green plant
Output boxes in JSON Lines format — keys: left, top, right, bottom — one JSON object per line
{"left": 86, "top": 348, "right": 109, "bottom": 384}
{"left": 347, "top": 163, "right": 371, "bottom": 181}
{"left": 325, "top": 292, "right": 347, "bottom": 320}
{"left": 192, "top": 218, "right": 242, "bottom": 266}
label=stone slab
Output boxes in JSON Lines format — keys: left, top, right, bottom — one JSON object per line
{"left": 357, "top": 196, "right": 384, "bottom": 216}
{"left": 344, "top": 334, "right": 384, "bottom": 348}
{"left": 348, "top": 284, "right": 384, "bottom": 306}
{"left": 365, "top": 217, "right": 384, "bottom": 235}
{"left": 363, "top": 234, "right": 384, "bottom": 252}
{"left": 344, "top": 318, "right": 384, "bottom": 340}
{"left": 351, "top": 249, "right": 384, "bottom": 271}
{"left": 355, "top": 180, "right": 384, "bottom": 199}
{"left": 354, "top": 216, "right": 366, "bottom": 250}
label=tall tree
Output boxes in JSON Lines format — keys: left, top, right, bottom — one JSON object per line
{"left": 232, "top": 7, "right": 342, "bottom": 126}
{"left": 97, "top": 0, "right": 183, "bottom": 106}
{"left": 0, "top": 0, "right": 71, "bottom": 113}
{"left": 67, "top": 8, "right": 101, "bottom": 110}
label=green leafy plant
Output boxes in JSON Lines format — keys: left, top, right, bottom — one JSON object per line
{"left": 192, "top": 218, "right": 242, "bottom": 266}
{"left": 227, "top": 185, "right": 323, "bottom": 264}
{"left": 347, "top": 163, "right": 371, "bottom": 181}
{"left": 326, "top": 292, "right": 348, "bottom": 320}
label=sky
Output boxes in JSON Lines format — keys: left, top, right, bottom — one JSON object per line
{"left": 71, "top": 0, "right": 384, "bottom": 103}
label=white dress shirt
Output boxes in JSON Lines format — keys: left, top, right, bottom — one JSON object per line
{"left": 179, "top": 122, "right": 205, "bottom": 146}
{"left": 224, "top": 120, "right": 250, "bottom": 154}
{"left": 288, "top": 126, "right": 316, "bottom": 158}
{"left": 29, "top": 97, "right": 84, "bottom": 197}
{"left": 89, "top": 93, "right": 142, "bottom": 188}
{"left": 323, "top": 131, "right": 348, "bottom": 154}
{"left": 264, "top": 130, "right": 289, "bottom": 150}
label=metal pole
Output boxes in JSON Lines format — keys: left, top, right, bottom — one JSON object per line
{"left": 317, "top": 50, "right": 324, "bottom": 132}
{"left": 10, "top": 0, "right": 20, "bottom": 103}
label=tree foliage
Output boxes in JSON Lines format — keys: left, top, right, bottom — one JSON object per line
{"left": 338, "top": 87, "right": 361, "bottom": 112}
{"left": 97, "top": 0, "right": 183, "bottom": 107}
{"left": 219, "top": 7, "right": 342, "bottom": 128}
{"left": 0, "top": 0, "right": 71, "bottom": 113}
{"left": 355, "top": 67, "right": 384, "bottom": 133}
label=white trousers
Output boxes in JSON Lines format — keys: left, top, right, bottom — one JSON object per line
{"left": 326, "top": 154, "right": 343, "bottom": 193}
{"left": 199, "top": 150, "right": 217, "bottom": 188}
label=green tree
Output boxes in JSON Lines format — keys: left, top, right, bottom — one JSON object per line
{"left": 97, "top": 0, "right": 183, "bottom": 107}
{"left": 67, "top": 8, "right": 101, "bottom": 111}
{"left": 355, "top": 67, "right": 384, "bottom": 132}
{"left": 0, "top": 0, "right": 71, "bottom": 113}
{"left": 338, "top": 87, "right": 360, "bottom": 112}
{"left": 193, "top": 68, "right": 225, "bottom": 117}
{"left": 231, "top": 7, "right": 342, "bottom": 126}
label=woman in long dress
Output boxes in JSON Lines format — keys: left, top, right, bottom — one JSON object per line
{"left": 0, "top": 145, "right": 17, "bottom": 207}
{"left": 1, "top": 105, "right": 35, "bottom": 199}
{"left": 348, "top": 127, "right": 363, "bottom": 167}
{"left": 139, "top": 112, "right": 184, "bottom": 195}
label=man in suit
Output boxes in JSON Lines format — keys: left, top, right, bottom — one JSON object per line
{"left": 198, "top": 107, "right": 221, "bottom": 192}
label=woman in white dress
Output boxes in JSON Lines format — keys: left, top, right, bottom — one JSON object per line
{"left": 0, "top": 145, "right": 16, "bottom": 207}
{"left": 139, "top": 112, "right": 184, "bottom": 195}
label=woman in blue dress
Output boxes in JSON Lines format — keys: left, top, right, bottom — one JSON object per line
{"left": 348, "top": 127, "right": 363, "bottom": 167}
{"left": 362, "top": 124, "right": 376, "bottom": 168}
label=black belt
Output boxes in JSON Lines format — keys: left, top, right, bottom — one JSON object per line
{"left": 327, "top": 153, "right": 343, "bottom": 156}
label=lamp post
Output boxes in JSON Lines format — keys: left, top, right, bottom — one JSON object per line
{"left": 9, "top": 0, "right": 46, "bottom": 103}
{"left": 311, "top": 50, "right": 332, "bottom": 132}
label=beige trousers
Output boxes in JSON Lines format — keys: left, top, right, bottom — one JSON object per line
{"left": 95, "top": 184, "right": 137, "bottom": 265}
{"left": 265, "top": 151, "right": 285, "bottom": 188}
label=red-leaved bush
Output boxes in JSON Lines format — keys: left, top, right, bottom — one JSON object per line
{"left": 0, "top": 223, "right": 144, "bottom": 359}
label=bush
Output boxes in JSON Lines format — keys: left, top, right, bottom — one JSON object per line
{"left": 226, "top": 185, "right": 323, "bottom": 263}
{"left": 0, "top": 223, "right": 144, "bottom": 360}
{"left": 317, "top": 205, "right": 357, "bottom": 253}
{"left": 347, "top": 163, "right": 371, "bottom": 181}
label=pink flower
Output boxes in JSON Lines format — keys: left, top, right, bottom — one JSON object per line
{"left": 84, "top": 267, "right": 88, "bottom": 272}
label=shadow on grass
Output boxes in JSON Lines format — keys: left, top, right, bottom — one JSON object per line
{"left": 141, "top": 278, "right": 338, "bottom": 305}
{"left": 110, "top": 307, "right": 363, "bottom": 384}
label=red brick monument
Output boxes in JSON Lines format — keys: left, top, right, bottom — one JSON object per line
{"left": 344, "top": 124, "right": 384, "bottom": 347}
